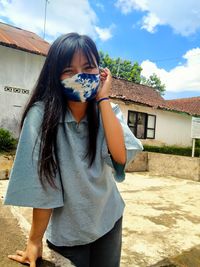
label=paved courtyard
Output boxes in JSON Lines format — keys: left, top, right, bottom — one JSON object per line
{"left": 1, "top": 172, "right": 200, "bottom": 266}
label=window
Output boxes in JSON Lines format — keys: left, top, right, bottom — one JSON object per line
{"left": 128, "top": 111, "right": 156, "bottom": 139}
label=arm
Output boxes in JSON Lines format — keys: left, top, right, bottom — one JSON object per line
{"left": 29, "top": 208, "right": 52, "bottom": 242}
{"left": 8, "top": 208, "right": 52, "bottom": 267}
{"left": 97, "top": 68, "right": 126, "bottom": 165}
{"left": 99, "top": 100, "right": 126, "bottom": 165}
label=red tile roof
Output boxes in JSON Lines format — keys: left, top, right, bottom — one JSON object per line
{"left": 0, "top": 22, "right": 49, "bottom": 56}
{"left": 166, "top": 97, "right": 200, "bottom": 116}
{"left": 111, "top": 77, "right": 165, "bottom": 108}
{"left": 111, "top": 77, "right": 200, "bottom": 116}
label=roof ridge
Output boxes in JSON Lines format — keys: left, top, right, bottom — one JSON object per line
{"left": 0, "top": 21, "right": 37, "bottom": 36}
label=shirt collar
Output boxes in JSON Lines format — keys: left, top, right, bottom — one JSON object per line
{"left": 59, "top": 108, "right": 88, "bottom": 123}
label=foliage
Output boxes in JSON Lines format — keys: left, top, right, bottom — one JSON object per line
{"left": 0, "top": 128, "right": 17, "bottom": 152}
{"left": 196, "top": 139, "right": 200, "bottom": 147}
{"left": 143, "top": 144, "right": 200, "bottom": 157}
{"left": 99, "top": 51, "right": 166, "bottom": 95}
{"left": 141, "top": 73, "right": 166, "bottom": 96}
{"left": 99, "top": 51, "right": 142, "bottom": 83}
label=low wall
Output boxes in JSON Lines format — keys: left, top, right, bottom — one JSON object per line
{"left": 126, "top": 152, "right": 148, "bottom": 172}
{"left": 126, "top": 152, "right": 200, "bottom": 181}
{"left": 147, "top": 152, "right": 200, "bottom": 181}
{"left": 1, "top": 152, "right": 200, "bottom": 181}
{"left": 0, "top": 152, "right": 149, "bottom": 179}
{"left": 0, "top": 155, "right": 14, "bottom": 180}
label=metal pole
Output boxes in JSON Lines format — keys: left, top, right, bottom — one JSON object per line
{"left": 192, "top": 138, "right": 196, "bottom": 157}
{"left": 43, "top": 0, "right": 49, "bottom": 39}
{"left": 116, "top": 59, "right": 121, "bottom": 78}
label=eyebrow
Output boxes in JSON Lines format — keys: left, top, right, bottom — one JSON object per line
{"left": 64, "top": 62, "right": 97, "bottom": 70}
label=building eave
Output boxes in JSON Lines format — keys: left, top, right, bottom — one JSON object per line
{"left": 0, "top": 42, "right": 47, "bottom": 56}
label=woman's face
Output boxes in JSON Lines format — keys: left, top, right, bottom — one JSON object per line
{"left": 60, "top": 50, "right": 100, "bottom": 102}
{"left": 60, "top": 50, "right": 99, "bottom": 81}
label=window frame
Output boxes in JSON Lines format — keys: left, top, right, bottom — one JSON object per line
{"left": 127, "top": 110, "right": 156, "bottom": 139}
{"left": 146, "top": 114, "right": 156, "bottom": 139}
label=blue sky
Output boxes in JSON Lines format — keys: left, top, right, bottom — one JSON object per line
{"left": 0, "top": 0, "right": 200, "bottom": 99}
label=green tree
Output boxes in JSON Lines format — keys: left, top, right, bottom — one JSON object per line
{"left": 141, "top": 73, "right": 166, "bottom": 96}
{"left": 99, "top": 51, "right": 142, "bottom": 84}
{"left": 99, "top": 51, "right": 166, "bottom": 95}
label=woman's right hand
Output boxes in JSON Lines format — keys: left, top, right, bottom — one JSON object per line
{"left": 8, "top": 239, "right": 43, "bottom": 267}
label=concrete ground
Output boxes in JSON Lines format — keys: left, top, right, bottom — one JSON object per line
{"left": 0, "top": 196, "right": 74, "bottom": 267}
{"left": 1, "top": 172, "right": 200, "bottom": 267}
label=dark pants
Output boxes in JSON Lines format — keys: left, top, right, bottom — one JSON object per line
{"left": 46, "top": 217, "right": 122, "bottom": 267}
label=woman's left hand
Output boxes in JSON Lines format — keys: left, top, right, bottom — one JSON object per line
{"left": 96, "top": 68, "right": 112, "bottom": 100}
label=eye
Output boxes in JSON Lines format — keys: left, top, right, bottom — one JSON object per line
{"left": 85, "top": 66, "right": 93, "bottom": 70}
{"left": 62, "top": 69, "right": 73, "bottom": 74}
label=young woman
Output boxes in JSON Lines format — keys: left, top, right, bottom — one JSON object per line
{"left": 4, "top": 33, "right": 143, "bottom": 267}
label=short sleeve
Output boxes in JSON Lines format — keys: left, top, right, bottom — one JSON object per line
{"left": 102, "top": 103, "right": 143, "bottom": 182}
{"left": 4, "top": 103, "right": 64, "bottom": 208}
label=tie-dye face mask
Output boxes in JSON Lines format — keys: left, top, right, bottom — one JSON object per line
{"left": 61, "top": 73, "right": 100, "bottom": 102}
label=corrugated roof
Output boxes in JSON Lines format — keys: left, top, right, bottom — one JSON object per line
{"left": 0, "top": 22, "right": 49, "bottom": 56}
{"left": 166, "top": 97, "right": 200, "bottom": 116}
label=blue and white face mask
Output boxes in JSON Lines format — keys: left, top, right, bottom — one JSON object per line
{"left": 61, "top": 73, "right": 100, "bottom": 102}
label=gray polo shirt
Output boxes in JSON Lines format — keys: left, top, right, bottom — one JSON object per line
{"left": 4, "top": 101, "right": 143, "bottom": 246}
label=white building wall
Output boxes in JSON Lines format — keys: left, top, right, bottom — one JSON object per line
{"left": 0, "top": 45, "right": 45, "bottom": 136}
{"left": 112, "top": 99, "right": 192, "bottom": 147}
{"left": 155, "top": 108, "right": 192, "bottom": 147}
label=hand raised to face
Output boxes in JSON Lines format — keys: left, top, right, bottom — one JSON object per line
{"left": 97, "top": 68, "right": 112, "bottom": 100}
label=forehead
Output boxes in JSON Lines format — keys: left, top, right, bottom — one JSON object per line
{"left": 71, "top": 50, "right": 87, "bottom": 64}
{"left": 69, "top": 49, "right": 97, "bottom": 67}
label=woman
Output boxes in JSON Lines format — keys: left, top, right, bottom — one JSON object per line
{"left": 4, "top": 33, "right": 143, "bottom": 267}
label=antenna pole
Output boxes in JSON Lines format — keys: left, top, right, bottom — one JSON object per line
{"left": 43, "top": 0, "right": 49, "bottom": 39}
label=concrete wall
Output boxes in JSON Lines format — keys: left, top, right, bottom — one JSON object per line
{"left": 126, "top": 152, "right": 148, "bottom": 172}
{"left": 1, "top": 153, "right": 199, "bottom": 181}
{"left": 0, "top": 45, "right": 45, "bottom": 136}
{"left": 126, "top": 152, "right": 200, "bottom": 181}
{"left": 112, "top": 99, "right": 192, "bottom": 147}
{"left": 147, "top": 152, "right": 200, "bottom": 181}
{"left": 0, "top": 155, "right": 14, "bottom": 180}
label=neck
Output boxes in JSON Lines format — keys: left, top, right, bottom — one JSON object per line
{"left": 67, "top": 101, "right": 88, "bottom": 123}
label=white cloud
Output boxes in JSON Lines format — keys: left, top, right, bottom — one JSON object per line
{"left": 95, "top": 24, "right": 115, "bottom": 41}
{"left": 141, "top": 13, "right": 161, "bottom": 33}
{"left": 141, "top": 48, "right": 200, "bottom": 93}
{"left": 115, "top": 0, "right": 148, "bottom": 14}
{"left": 115, "top": 0, "right": 200, "bottom": 36}
{"left": 0, "top": 0, "right": 112, "bottom": 42}
{"left": 96, "top": 2, "right": 105, "bottom": 11}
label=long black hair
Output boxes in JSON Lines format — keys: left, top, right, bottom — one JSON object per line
{"left": 21, "top": 33, "right": 100, "bottom": 188}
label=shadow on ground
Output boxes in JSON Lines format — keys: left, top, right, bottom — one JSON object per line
{"left": 0, "top": 200, "right": 56, "bottom": 267}
{"left": 149, "top": 245, "right": 200, "bottom": 267}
